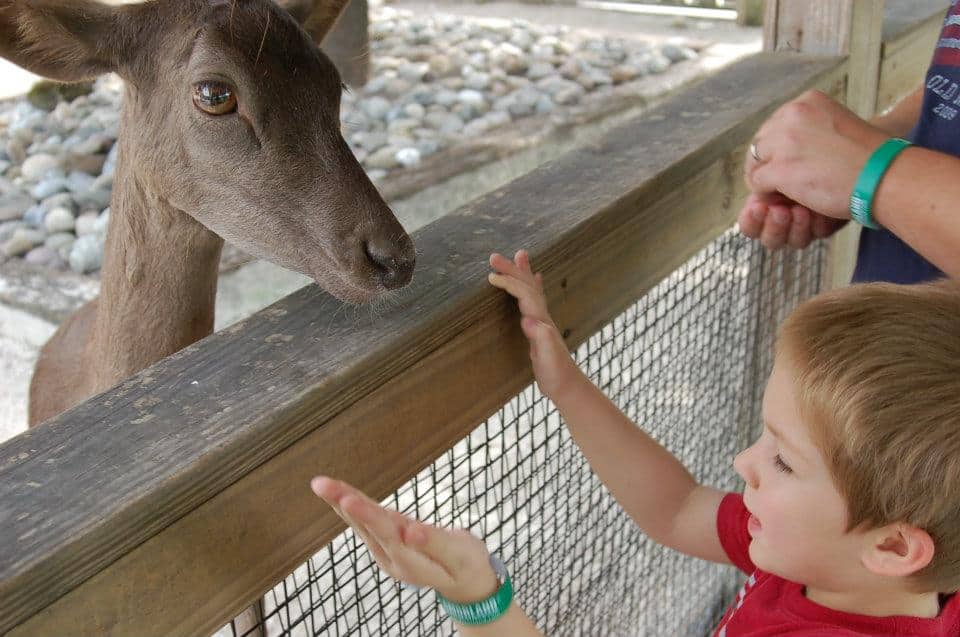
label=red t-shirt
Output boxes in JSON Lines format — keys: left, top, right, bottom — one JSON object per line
{"left": 713, "top": 493, "right": 960, "bottom": 636}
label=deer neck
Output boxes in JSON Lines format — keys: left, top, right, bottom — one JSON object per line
{"left": 89, "top": 137, "right": 224, "bottom": 391}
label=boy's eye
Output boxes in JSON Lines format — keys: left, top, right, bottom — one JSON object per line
{"left": 774, "top": 454, "right": 793, "bottom": 474}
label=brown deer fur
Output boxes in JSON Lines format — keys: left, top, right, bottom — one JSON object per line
{"left": 0, "top": 0, "right": 415, "bottom": 426}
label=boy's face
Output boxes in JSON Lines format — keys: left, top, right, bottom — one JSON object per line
{"left": 733, "top": 357, "right": 867, "bottom": 588}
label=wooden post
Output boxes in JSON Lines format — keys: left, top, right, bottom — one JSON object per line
{"left": 737, "top": 0, "right": 765, "bottom": 27}
{"left": 762, "top": 0, "right": 886, "bottom": 288}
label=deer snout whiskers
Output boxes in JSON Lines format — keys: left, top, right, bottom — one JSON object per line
{"left": 362, "top": 239, "right": 416, "bottom": 290}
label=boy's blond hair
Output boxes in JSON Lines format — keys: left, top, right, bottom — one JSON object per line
{"left": 777, "top": 279, "right": 960, "bottom": 593}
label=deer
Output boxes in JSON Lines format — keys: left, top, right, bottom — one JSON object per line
{"left": 0, "top": 0, "right": 415, "bottom": 426}
{"left": 1, "top": 0, "right": 414, "bottom": 632}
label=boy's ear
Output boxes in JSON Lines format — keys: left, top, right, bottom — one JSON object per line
{"left": 0, "top": 0, "right": 154, "bottom": 83}
{"left": 861, "top": 523, "right": 935, "bottom": 579}
{"left": 274, "top": 0, "right": 352, "bottom": 44}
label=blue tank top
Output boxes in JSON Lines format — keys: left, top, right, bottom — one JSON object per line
{"left": 851, "top": 4, "right": 957, "bottom": 284}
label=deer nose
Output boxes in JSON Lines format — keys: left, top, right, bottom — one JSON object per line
{"left": 363, "top": 240, "right": 416, "bottom": 289}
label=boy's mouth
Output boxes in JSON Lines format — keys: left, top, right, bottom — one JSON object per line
{"left": 748, "top": 513, "right": 762, "bottom": 536}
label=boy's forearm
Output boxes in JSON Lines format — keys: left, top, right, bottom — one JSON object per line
{"left": 454, "top": 603, "right": 543, "bottom": 637}
{"left": 550, "top": 370, "right": 698, "bottom": 544}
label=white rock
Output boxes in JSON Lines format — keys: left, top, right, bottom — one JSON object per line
{"left": 44, "top": 207, "right": 76, "bottom": 233}
{"left": 69, "top": 234, "right": 103, "bottom": 273}
{"left": 21, "top": 153, "right": 62, "bottom": 180}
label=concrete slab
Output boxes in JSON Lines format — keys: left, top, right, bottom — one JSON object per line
{"left": 0, "top": 304, "right": 54, "bottom": 439}
{"left": 0, "top": 59, "right": 39, "bottom": 101}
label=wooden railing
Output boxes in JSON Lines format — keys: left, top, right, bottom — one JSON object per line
{"left": 0, "top": 2, "right": 944, "bottom": 635}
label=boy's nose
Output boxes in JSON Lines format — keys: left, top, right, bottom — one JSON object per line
{"left": 733, "top": 448, "right": 759, "bottom": 489}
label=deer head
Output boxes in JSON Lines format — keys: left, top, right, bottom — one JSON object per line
{"left": 0, "top": 0, "right": 415, "bottom": 303}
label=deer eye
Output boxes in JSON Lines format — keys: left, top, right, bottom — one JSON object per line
{"left": 193, "top": 81, "right": 237, "bottom": 115}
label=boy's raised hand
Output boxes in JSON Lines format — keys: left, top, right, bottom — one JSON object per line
{"left": 488, "top": 250, "right": 579, "bottom": 399}
{"left": 310, "top": 476, "right": 499, "bottom": 604}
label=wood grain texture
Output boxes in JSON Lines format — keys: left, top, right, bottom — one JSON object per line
{"left": 0, "top": 53, "right": 846, "bottom": 636}
{"left": 763, "top": 0, "right": 853, "bottom": 53}
{"left": 877, "top": 3, "right": 944, "bottom": 112}
{"left": 882, "top": 0, "right": 947, "bottom": 43}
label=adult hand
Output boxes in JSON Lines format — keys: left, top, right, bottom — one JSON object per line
{"left": 737, "top": 192, "right": 847, "bottom": 250}
{"left": 488, "top": 250, "right": 579, "bottom": 399}
{"left": 310, "top": 476, "right": 499, "bottom": 604}
{"left": 743, "top": 89, "right": 887, "bottom": 225}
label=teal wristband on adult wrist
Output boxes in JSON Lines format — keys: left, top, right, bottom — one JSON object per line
{"left": 438, "top": 554, "right": 513, "bottom": 626}
{"left": 849, "top": 137, "right": 912, "bottom": 230}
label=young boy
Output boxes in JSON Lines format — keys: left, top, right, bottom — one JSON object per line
{"left": 312, "top": 250, "right": 960, "bottom": 636}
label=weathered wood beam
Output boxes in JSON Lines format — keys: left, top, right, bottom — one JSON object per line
{"left": 877, "top": 1, "right": 946, "bottom": 113}
{"left": 0, "top": 53, "right": 846, "bottom": 637}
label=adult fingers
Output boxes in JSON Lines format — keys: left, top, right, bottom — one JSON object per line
{"left": 812, "top": 213, "right": 846, "bottom": 239}
{"left": 759, "top": 204, "right": 791, "bottom": 250}
{"left": 737, "top": 197, "right": 766, "bottom": 239}
{"left": 786, "top": 205, "right": 814, "bottom": 249}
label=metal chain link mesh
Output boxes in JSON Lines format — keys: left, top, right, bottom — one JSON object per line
{"left": 219, "top": 228, "right": 827, "bottom": 637}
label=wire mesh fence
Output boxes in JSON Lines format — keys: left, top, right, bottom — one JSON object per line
{"left": 219, "top": 228, "right": 827, "bottom": 637}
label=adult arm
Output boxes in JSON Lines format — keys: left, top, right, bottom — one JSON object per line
{"left": 746, "top": 88, "right": 960, "bottom": 279}
{"left": 738, "top": 83, "right": 924, "bottom": 250}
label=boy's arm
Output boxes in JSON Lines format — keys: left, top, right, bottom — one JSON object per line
{"left": 489, "top": 252, "right": 730, "bottom": 565}
{"left": 312, "top": 477, "right": 546, "bottom": 637}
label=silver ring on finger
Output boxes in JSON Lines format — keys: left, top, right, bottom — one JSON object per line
{"left": 749, "top": 141, "right": 762, "bottom": 162}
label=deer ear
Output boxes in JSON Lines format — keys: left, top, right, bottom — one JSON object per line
{"left": 0, "top": 0, "right": 151, "bottom": 83}
{"left": 275, "top": 0, "right": 352, "bottom": 43}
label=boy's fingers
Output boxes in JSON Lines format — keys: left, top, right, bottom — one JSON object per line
{"left": 311, "top": 476, "right": 354, "bottom": 528}
{"left": 311, "top": 475, "right": 345, "bottom": 501}
{"left": 403, "top": 523, "right": 486, "bottom": 577}
{"left": 389, "top": 533, "right": 457, "bottom": 585}
{"left": 339, "top": 495, "right": 401, "bottom": 561}
{"left": 491, "top": 251, "right": 538, "bottom": 285}
{"left": 313, "top": 478, "right": 408, "bottom": 566}
{"left": 489, "top": 272, "right": 535, "bottom": 300}
{"left": 347, "top": 514, "right": 392, "bottom": 567}
{"left": 342, "top": 499, "right": 457, "bottom": 587}
{"left": 515, "top": 249, "right": 533, "bottom": 275}
{"left": 490, "top": 252, "right": 522, "bottom": 277}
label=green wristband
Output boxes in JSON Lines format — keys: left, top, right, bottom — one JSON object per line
{"left": 849, "top": 137, "right": 912, "bottom": 230}
{"left": 438, "top": 554, "right": 513, "bottom": 626}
